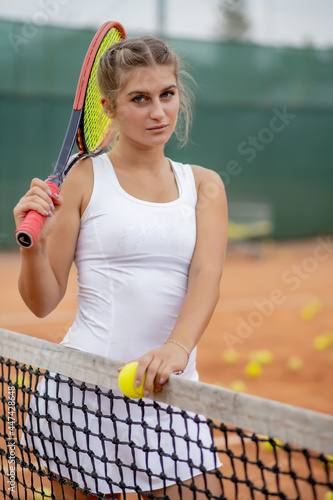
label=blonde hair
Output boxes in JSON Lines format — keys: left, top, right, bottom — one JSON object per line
{"left": 97, "top": 36, "right": 194, "bottom": 147}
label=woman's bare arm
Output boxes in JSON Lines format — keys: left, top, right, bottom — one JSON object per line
{"left": 167, "top": 165, "right": 227, "bottom": 350}
{"left": 14, "top": 159, "right": 92, "bottom": 317}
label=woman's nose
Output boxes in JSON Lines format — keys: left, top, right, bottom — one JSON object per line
{"left": 150, "top": 99, "right": 165, "bottom": 120}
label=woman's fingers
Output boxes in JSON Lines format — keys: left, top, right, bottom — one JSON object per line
{"left": 135, "top": 355, "right": 161, "bottom": 397}
{"left": 14, "top": 179, "right": 63, "bottom": 228}
{"left": 132, "top": 344, "right": 189, "bottom": 397}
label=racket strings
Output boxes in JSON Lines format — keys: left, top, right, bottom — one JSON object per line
{"left": 80, "top": 27, "right": 124, "bottom": 153}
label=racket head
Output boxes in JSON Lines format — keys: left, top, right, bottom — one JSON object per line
{"left": 15, "top": 22, "right": 126, "bottom": 249}
{"left": 75, "top": 22, "right": 126, "bottom": 155}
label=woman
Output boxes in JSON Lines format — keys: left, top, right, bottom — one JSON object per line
{"left": 14, "top": 36, "right": 228, "bottom": 499}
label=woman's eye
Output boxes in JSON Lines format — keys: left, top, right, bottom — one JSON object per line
{"left": 132, "top": 95, "right": 147, "bottom": 104}
{"left": 161, "top": 91, "right": 174, "bottom": 99}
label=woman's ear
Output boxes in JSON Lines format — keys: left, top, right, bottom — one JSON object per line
{"left": 101, "top": 97, "right": 115, "bottom": 119}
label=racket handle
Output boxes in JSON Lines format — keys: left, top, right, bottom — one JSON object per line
{"left": 15, "top": 181, "right": 60, "bottom": 249}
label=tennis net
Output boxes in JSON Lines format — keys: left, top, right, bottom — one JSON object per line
{"left": 1, "top": 328, "right": 332, "bottom": 499}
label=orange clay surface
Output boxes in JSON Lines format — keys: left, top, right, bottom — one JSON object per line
{"left": 1, "top": 237, "right": 332, "bottom": 416}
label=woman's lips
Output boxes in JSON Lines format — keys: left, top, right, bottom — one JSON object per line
{"left": 147, "top": 124, "right": 168, "bottom": 133}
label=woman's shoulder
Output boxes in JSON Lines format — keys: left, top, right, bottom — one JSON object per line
{"left": 61, "top": 157, "right": 94, "bottom": 216}
{"left": 190, "top": 164, "right": 225, "bottom": 193}
{"left": 63, "top": 157, "right": 93, "bottom": 185}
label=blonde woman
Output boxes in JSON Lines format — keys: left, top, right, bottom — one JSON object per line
{"left": 14, "top": 36, "right": 228, "bottom": 499}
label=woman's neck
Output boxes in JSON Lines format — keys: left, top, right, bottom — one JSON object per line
{"left": 109, "top": 140, "right": 167, "bottom": 173}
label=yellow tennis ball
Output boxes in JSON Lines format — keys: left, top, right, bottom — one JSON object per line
{"left": 245, "top": 360, "right": 262, "bottom": 378}
{"left": 33, "top": 488, "right": 52, "bottom": 499}
{"left": 320, "top": 454, "right": 333, "bottom": 469}
{"left": 14, "top": 365, "right": 38, "bottom": 388}
{"left": 255, "top": 349, "right": 274, "bottom": 365}
{"left": 300, "top": 299, "right": 323, "bottom": 321}
{"left": 230, "top": 380, "right": 247, "bottom": 392}
{"left": 16, "top": 373, "right": 24, "bottom": 387}
{"left": 118, "top": 362, "right": 153, "bottom": 399}
{"left": 310, "top": 298, "right": 323, "bottom": 312}
{"left": 262, "top": 438, "right": 282, "bottom": 452}
{"left": 221, "top": 349, "right": 239, "bottom": 364}
{"left": 324, "top": 492, "right": 333, "bottom": 500}
{"left": 313, "top": 335, "right": 331, "bottom": 351}
{"left": 286, "top": 356, "right": 303, "bottom": 372}
{"left": 300, "top": 306, "right": 316, "bottom": 321}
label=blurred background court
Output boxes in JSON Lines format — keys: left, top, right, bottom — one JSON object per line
{"left": 1, "top": 0, "right": 333, "bottom": 420}
{"left": 1, "top": 238, "right": 333, "bottom": 419}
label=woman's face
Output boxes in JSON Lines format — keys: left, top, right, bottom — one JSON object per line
{"left": 109, "top": 64, "right": 180, "bottom": 150}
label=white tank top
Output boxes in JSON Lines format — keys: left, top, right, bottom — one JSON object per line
{"left": 61, "top": 153, "right": 198, "bottom": 378}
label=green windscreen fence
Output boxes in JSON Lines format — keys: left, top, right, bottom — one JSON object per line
{"left": 1, "top": 20, "right": 332, "bottom": 247}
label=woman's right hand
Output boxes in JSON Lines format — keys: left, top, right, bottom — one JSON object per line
{"left": 13, "top": 178, "right": 64, "bottom": 244}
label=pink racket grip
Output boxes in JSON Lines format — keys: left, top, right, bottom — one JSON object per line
{"left": 15, "top": 181, "right": 60, "bottom": 248}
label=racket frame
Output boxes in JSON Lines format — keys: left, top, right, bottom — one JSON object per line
{"left": 15, "top": 21, "right": 126, "bottom": 248}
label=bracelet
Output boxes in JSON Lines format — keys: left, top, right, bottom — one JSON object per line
{"left": 165, "top": 340, "right": 191, "bottom": 359}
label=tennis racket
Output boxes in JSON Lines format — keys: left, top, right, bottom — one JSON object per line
{"left": 15, "top": 21, "right": 126, "bottom": 248}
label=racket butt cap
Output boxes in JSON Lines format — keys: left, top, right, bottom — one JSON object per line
{"left": 15, "top": 229, "right": 35, "bottom": 248}
{"left": 15, "top": 182, "right": 59, "bottom": 248}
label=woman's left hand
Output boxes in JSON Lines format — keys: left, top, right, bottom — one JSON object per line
{"left": 123, "top": 342, "right": 189, "bottom": 397}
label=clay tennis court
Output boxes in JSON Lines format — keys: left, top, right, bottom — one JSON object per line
{"left": 1, "top": 237, "right": 332, "bottom": 414}
{"left": 1, "top": 236, "right": 333, "bottom": 499}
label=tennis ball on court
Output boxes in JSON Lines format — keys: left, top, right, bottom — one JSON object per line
{"left": 310, "top": 298, "right": 324, "bottom": 311}
{"left": 230, "top": 380, "right": 247, "bottom": 392}
{"left": 286, "top": 356, "right": 303, "bottom": 372}
{"left": 300, "top": 298, "right": 323, "bottom": 321}
{"left": 245, "top": 360, "right": 263, "bottom": 378}
{"left": 118, "top": 362, "right": 153, "bottom": 399}
{"left": 322, "top": 330, "right": 333, "bottom": 348}
{"left": 221, "top": 349, "right": 239, "bottom": 364}
{"left": 15, "top": 373, "right": 24, "bottom": 387}
{"left": 313, "top": 335, "right": 331, "bottom": 351}
{"left": 320, "top": 454, "right": 333, "bottom": 469}
{"left": 300, "top": 306, "right": 316, "bottom": 321}
{"left": 262, "top": 438, "right": 282, "bottom": 452}
{"left": 34, "top": 488, "right": 52, "bottom": 499}
{"left": 14, "top": 365, "right": 38, "bottom": 388}
{"left": 324, "top": 492, "right": 333, "bottom": 500}
{"left": 251, "top": 349, "right": 274, "bottom": 365}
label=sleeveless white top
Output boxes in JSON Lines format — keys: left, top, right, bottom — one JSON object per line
{"left": 25, "top": 155, "right": 222, "bottom": 494}
{"left": 61, "top": 153, "right": 199, "bottom": 378}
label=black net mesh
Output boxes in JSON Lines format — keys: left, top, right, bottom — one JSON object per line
{"left": 1, "top": 358, "right": 332, "bottom": 500}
